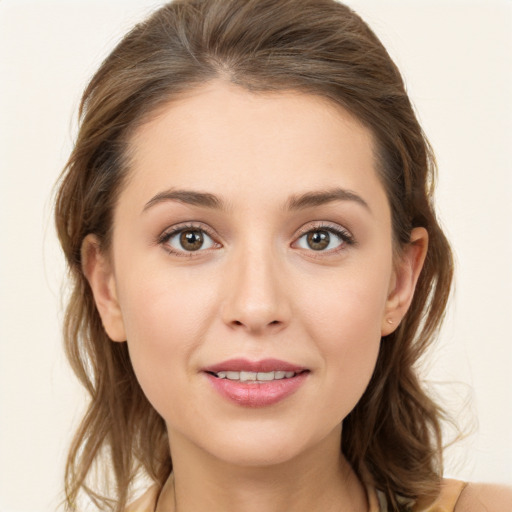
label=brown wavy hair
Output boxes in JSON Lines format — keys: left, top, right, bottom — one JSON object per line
{"left": 55, "top": 0, "right": 453, "bottom": 510}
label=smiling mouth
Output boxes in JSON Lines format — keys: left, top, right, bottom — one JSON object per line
{"left": 207, "top": 370, "right": 308, "bottom": 382}
{"left": 203, "top": 358, "right": 310, "bottom": 405}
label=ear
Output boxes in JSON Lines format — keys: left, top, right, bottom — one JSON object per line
{"left": 81, "top": 234, "right": 126, "bottom": 342}
{"left": 381, "top": 227, "right": 428, "bottom": 336}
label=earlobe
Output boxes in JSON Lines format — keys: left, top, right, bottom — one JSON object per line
{"left": 381, "top": 227, "right": 428, "bottom": 336}
{"left": 81, "top": 234, "right": 127, "bottom": 342}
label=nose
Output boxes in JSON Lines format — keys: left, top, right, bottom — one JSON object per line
{"left": 221, "top": 245, "right": 291, "bottom": 335}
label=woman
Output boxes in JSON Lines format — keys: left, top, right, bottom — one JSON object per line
{"left": 54, "top": 0, "right": 512, "bottom": 510}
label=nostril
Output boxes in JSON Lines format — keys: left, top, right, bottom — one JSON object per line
{"left": 230, "top": 319, "right": 281, "bottom": 328}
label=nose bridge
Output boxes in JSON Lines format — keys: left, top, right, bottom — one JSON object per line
{"left": 222, "top": 238, "right": 290, "bottom": 333}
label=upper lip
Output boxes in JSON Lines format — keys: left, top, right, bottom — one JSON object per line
{"left": 203, "top": 358, "right": 307, "bottom": 374}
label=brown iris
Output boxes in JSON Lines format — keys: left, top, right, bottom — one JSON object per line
{"left": 179, "top": 230, "right": 204, "bottom": 251}
{"left": 306, "top": 230, "right": 330, "bottom": 251}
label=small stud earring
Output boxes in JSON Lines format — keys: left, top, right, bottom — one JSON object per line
{"left": 386, "top": 318, "right": 393, "bottom": 324}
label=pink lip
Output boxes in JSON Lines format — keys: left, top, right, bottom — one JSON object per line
{"left": 203, "top": 358, "right": 309, "bottom": 408}
{"left": 203, "top": 358, "right": 306, "bottom": 373}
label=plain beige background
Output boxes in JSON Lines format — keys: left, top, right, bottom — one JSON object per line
{"left": 0, "top": 0, "right": 511, "bottom": 510}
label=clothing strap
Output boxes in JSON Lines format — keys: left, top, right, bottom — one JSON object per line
{"left": 420, "top": 479, "right": 468, "bottom": 512}
{"left": 368, "top": 479, "right": 467, "bottom": 512}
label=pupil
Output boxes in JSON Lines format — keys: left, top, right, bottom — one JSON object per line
{"left": 180, "top": 230, "right": 204, "bottom": 251}
{"left": 307, "top": 230, "right": 330, "bottom": 250}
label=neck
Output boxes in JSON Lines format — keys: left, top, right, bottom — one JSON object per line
{"left": 157, "top": 427, "right": 368, "bottom": 512}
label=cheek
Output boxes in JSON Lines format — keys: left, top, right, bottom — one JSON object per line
{"left": 297, "top": 264, "right": 390, "bottom": 409}
{"left": 118, "top": 255, "right": 219, "bottom": 335}
{"left": 116, "top": 267, "right": 217, "bottom": 410}
{"left": 299, "top": 262, "right": 390, "bottom": 344}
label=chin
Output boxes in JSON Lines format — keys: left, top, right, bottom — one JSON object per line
{"left": 187, "top": 418, "right": 341, "bottom": 469}
{"left": 223, "top": 438, "right": 302, "bottom": 467}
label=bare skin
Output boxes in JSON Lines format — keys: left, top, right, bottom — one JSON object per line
{"left": 84, "top": 80, "right": 441, "bottom": 512}
{"left": 456, "top": 483, "right": 512, "bottom": 511}
{"left": 87, "top": 81, "right": 512, "bottom": 512}
{"left": 157, "top": 425, "right": 368, "bottom": 512}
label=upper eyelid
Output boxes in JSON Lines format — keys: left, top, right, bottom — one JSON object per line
{"left": 158, "top": 224, "right": 220, "bottom": 256}
{"left": 159, "top": 222, "right": 218, "bottom": 241}
{"left": 294, "top": 221, "right": 352, "bottom": 237}
{"left": 293, "top": 222, "right": 356, "bottom": 253}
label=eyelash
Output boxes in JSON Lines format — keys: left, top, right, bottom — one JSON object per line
{"left": 158, "top": 223, "right": 219, "bottom": 257}
{"left": 157, "top": 222, "right": 355, "bottom": 257}
{"left": 294, "top": 222, "right": 355, "bottom": 255}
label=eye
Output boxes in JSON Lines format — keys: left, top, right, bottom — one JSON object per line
{"left": 163, "top": 227, "right": 216, "bottom": 253}
{"left": 295, "top": 226, "right": 353, "bottom": 252}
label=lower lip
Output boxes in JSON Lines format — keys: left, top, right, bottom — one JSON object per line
{"left": 205, "top": 372, "right": 308, "bottom": 407}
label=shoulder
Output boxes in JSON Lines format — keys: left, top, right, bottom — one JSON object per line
{"left": 124, "top": 485, "right": 159, "bottom": 512}
{"left": 454, "top": 482, "right": 512, "bottom": 512}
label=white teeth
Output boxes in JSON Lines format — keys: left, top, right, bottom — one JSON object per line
{"left": 256, "top": 371, "right": 274, "bottom": 381}
{"left": 214, "top": 370, "right": 298, "bottom": 381}
{"left": 240, "top": 371, "right": 257, "bottom": 382}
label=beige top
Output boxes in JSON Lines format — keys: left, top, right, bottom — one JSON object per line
{"left": 126, "top": 479, "right": 467, "bottom": 512}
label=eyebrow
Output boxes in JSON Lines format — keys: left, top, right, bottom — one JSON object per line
{"left": 142, "top": 186, "right": 370, "bottom": 214}
{"left": 286, "top": 188, "right": 371, "bottom": 213}
{"left": 143, "top": 189, "right": 227, "bottom": 213}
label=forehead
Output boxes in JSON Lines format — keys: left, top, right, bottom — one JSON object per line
{"left": 122, "top": 80, "right": 387, "bottom": 213}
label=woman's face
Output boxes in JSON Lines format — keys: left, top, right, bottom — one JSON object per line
{"left": 86, "top": 81, "right": 425, "bottom": 467}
